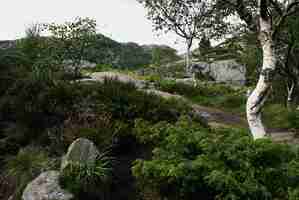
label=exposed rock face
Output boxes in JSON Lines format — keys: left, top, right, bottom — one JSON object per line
{"left": 22, "top": 171, "right": 73, "bottom": 200}
{"left": 63, "top": 60, "right": 97, "bottom": 70}
{"left": 61, "top": 138, "right": 99, "bottom": 171}
{"left": 80, "top": 72, "right": 146, "bottom": 89}
{"left": 0, "top": 40, "right": 16, "bottom": 49}
{"left": 143, "top": 89, "right": 184, "bottom": 100}
{"left": 191, "top": 59, "right": 246, "bottom": 85}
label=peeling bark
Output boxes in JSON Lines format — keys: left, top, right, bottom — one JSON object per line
{"left": 246, "top": 0, "right": 277, "bottom": 139}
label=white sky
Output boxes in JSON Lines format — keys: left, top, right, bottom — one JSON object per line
{"left": 0, "top": 0, "right": 188, "bottom": 53}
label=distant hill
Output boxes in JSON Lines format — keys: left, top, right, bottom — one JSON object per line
{"left": 0, "top": 34, "right": 179, "bottom": 69}
{"left": 85, "top": 33, "right": 179, "bottom": 69}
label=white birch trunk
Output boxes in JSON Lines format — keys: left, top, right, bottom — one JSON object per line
{"left": 246, "top": 0, "right": 276, "bottom": 139}
{"left": 287, "top": 82, "right": 295, "bottom": 109}
{"left": 185, "top": 39, "right": 192, "bottom": 77}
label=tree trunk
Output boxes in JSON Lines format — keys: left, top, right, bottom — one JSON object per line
{"left": 246, "top": 0, "right": 277, "bottom": 139}
{"left": 287, "top": 81, "right": 295, "bottom": 109}
{"left": 185, "top": 39, "right": 192, "bottom": 77}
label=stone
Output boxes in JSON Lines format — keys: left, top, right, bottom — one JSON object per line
{"left": 0, "top": 40, "right": 16, "bottom": 49}
{"left": 190, "top": 59, "right": 246, "bottom": 85}
{"left": 61, "top": 138, "right": 99, "bottom": 171}
{"left": 80, "top": 72, "right": 146, "bottom": 89}
{"left": 22, "top": 171, "right": 73, "bottom": 200}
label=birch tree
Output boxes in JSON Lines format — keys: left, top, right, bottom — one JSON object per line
{"left": 219, "top": 0, "right": 299, "bottom": 139}
{"left": 138, "top": 0, "right": 220, "bottom": 76}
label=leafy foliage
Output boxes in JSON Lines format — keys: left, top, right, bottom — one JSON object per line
{"left": 60, "top": 153, "right": 113, "bottom": 198}
{"left": 43, "top": 17, "right": 97, "bottom": 77}
{"left": 132, "top": 117, "right": 299, "bottom": 200}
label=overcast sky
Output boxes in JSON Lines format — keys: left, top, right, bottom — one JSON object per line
{"left": 0, "top": 0, "right": 188, "bottom": 53}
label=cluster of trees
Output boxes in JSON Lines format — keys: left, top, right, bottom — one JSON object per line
{"left": 139, "top": 0, "right": 299, "bottom": 140}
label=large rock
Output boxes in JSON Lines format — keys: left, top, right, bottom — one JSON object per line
{"left": 191, "top": 59, "right": 246, "bottom": 85}
{"left": 22, "top": 171, "right": 73, "bottom": 200}
{"left": 0, "top": 40, "right": 16, "bottom": 50}
{"left": 80, "top": 72, "right": 146, "bottom": 88}
{"left": 61, "top": 138, "right": 99, "bottom": 171}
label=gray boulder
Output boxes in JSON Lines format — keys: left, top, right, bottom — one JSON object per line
{"left": 191, "top": 59, "right": 246, "bottom": 85}
{"left": 0, "top": 40, "right": 16, "bottom": 49}
{"left": 61, "top": 138, "right": 99, "bottom": 171}
{"left": 22, "top": 171, "right": 73, "bottom": 200}
{"left": 80, "top": 72, "right": 146, "bottom": 89}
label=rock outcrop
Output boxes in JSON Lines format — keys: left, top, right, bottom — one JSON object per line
{"left": 191, "top": 59, "right": 246, "bottom": 85}
{"left": 22, "top": 171, "right": 73, "bottom": 200}
{"left": 22, "top": 138, "right": 101, "bottom": 200}
{"left": 61, "top": 138, "right": 99, "bottom": 171}
{"left": 80, "top": 72, "right": 146, "bottom": 89}
{"left": 0, "top": 40, "right": 16, "bottom": 50}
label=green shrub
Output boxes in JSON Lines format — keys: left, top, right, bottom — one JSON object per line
{"left": 263, "top": 104, "right": 292, "bottom": 129}
{"left": 132, "top": 117, "right": 299, "bottom": 200}
{"left": 158, "top": 80, "right": 198, "bottom": 97}
{"left": 158, "top": 80, "right": 236, "bottom": 98}
{"left": 1, "top": 76, "right": 191, "bottom": 154}
{"left": 97, "top": 78, "right": 190, "bottom": 123}
{"left": 60, "top": 153, "right": 113, "bottom": 198}
{"left": 4, "top": 147, "right": 53, "bottom": 199}
{"left": 288, "top": 111, "right": 299, "bottom": 131}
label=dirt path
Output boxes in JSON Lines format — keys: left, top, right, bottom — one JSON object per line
{"left": 145, "top": 89, "right": 298, "bottom": 144}
{"left": 191, "top": 104, "right": 248, "bottom": 127}
{"left": 191, "top": 104, "right": 299, "bottom": 144}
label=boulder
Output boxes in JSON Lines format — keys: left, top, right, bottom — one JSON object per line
{"left": 191, "top": 59, "right": 246, "bottom": 85}
{"left": 0, "top": 40, "right": 16, "bottom": 49}
{"left": 22, "top": 171, "right": 73, "bottom": 200}
{"left": 80, "top": 72, "right": 146, "bottom": 88}
{"left": 61, "top": 138, "right": 99, "bottom": 171}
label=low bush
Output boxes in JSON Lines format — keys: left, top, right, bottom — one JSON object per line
{"left": 132, "top": 117, "right": 299, "bottom": 200}
{"left": 158, "top": 80, "right": 236, "bottom": 98}
{"left": 60, "top": 153, "right": 113, "bottom": 199}
{"left": 1, "top": 77, "right": 191, "bottom": 157}
{"left": 263, "top": 104, "right": 293, "bottom": 129}
{"left": 288, "top": 110, "right": 299, "bottom": 132}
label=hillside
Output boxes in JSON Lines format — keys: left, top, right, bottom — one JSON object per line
{"left": 85, "top": 34, "right": 153, "bottom": 68}
{"left": 0, "top": 34, "right": 181, "bottom": 69}
{"left": 1, "top": 69, "right": 299, "bottom": 200}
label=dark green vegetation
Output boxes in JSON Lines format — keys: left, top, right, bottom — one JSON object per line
{"left": 2, "top": 62, "right": 299, "bottom": 199}
{"left": 1, "top": 14, "right": 299, "bottom": 200}
{"left": 0, "top": 38, "right": 190, "bottom": 199}
{"left": 133, "top": 118, "right": 299, "bottom": 200}
{"left": 157, "top": 80, "right": 246, "bottom": 112}
{"left": 60, "top": 153, "right": 113, "bottom": 199}
{"left": 1, "top": 42, "right": 299, "bottom": 199}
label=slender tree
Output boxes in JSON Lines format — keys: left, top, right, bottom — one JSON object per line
{"left": 44, "top": 17, "right": 97, "bottom": 77}
{"left": 138, "top": 0, "right": 221, "bottom": 76}
{"left": 219, "top": 0, "right": 299, "bottom": 139}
